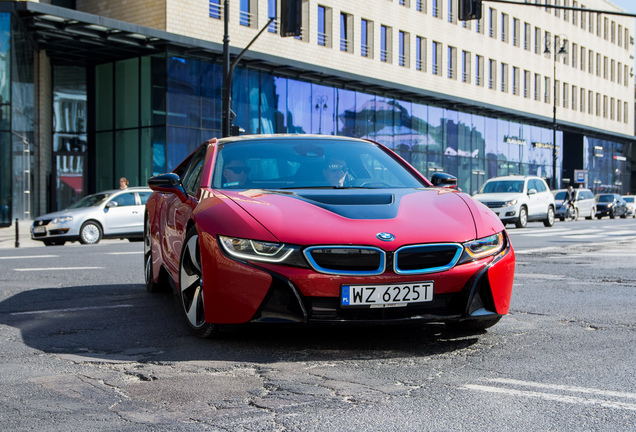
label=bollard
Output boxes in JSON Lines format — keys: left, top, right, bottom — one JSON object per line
{"left": 15, "top": 218, "right": 19, "bottom": 248}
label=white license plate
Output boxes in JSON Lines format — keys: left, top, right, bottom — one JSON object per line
{"left": 341, "top": 282, "right": 434, "bottom": 308}
{"left": 33, "top": 227, "right": 46, "bottom": 234}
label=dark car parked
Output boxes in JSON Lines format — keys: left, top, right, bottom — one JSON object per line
{"left": 595, "top": 193, "right": 628, "bottom": 219}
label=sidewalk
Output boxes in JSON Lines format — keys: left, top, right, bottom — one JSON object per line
{"left": 0, "top": 221, "right": 43, "bottom": 249}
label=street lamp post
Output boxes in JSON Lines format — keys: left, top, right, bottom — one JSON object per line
{"left": 544, "top": 34, "right": 568, "bottom": 189}
{"left": 314, "top": 95, "right": 328, "bottom": 134}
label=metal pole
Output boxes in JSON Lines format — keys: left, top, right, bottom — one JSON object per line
{"left": 14, "top": 218, "right": 19, "bottom": 248}
{"left": 552, "top": 35, "right": 558, "bottom": 190}
{"left": 222, "top": 0, "right": 230, "bottom": 138}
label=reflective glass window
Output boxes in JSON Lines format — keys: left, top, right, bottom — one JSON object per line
{"left": 115, "top": 58, "right": 140, "bottom": 129}
{"left": 167, "top": 56, "right": 201, "bottom": 128}
{"left": 311, "top": 84, "right": 335, "bottom": 135}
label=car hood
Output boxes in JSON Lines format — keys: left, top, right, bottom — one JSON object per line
{"left": 219, "top": 188, "right": 480, "bottom": 249}
{"left": 472, "top": 192, "right": 522, "bottom": 203}
{"left": 33, "top": 207, "right": 98, "bottom": 222}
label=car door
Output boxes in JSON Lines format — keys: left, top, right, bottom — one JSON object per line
{"left": 161, "top": 146, "right": 207, "bottom": 273}
{"left": 103, "top": 192, "right": 139, "bottom": 234}
{"left": 525, "top": 179, "right": 543, "bottom": 217}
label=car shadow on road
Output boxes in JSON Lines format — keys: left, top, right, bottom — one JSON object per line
{"left": 0, "top": 284, "right": 485, "bottom": 363}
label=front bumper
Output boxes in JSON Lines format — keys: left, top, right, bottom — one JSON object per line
{"left": 198, "top": 232, "right": 515, "bottom": 326}
{"left": 31, "top": 222, "right": 79, "bottom": 242}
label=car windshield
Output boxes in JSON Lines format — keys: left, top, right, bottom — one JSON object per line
{"left": 597, "top": 195, "right": 613, "bottom": 203}
{"left": 623, "top": 197, "right": 635, "bottom": 203}
{"left": 478, "top": 180, "right": 524, "bottom": 194}
{"left": 212, "top": 138, "right": 426, "bottom": 189}
{"left": 554, "top": 191, "right": 566, "bottom": 200}
{"left": 67, "top": 193, "right": 110, "bottom": 209}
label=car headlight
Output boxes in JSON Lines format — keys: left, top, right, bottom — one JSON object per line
{"left": 503, "top": 199, "right": 518, "bottom": 207}
{"left": 52, "top": 216, "right": 73, "bottom": 224}
{"left": 218, "top": 236, "right": 309, "bottom": 267}
{"left": 459, "top": 232, "right": 505, "bottom": 264}
{"left": 607, "top": 202, "right": 613, "bottom": 208}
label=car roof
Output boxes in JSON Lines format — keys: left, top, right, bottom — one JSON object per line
{"left": 92, "top": 187, "right": 152, "bottom": 194}
{"left": 216, "top": 134, "right": 370, "bottom": 145}
{"left": 485, "top": 175, "right": 542, "bottom": 181}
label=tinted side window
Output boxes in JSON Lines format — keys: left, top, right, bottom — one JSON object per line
{"left": 137, "top": 191, "right": 152, "bottom": 205}
{"left": 111, "top": 193, "right": 136, "bottom": 207}
{"left": 535, "top": 179, "right": 547, "bottom": 193}
{"left": 181, "top": 146, "right": 207, "bottom": 196}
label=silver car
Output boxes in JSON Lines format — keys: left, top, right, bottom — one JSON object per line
{"left": 622, "top": 196, "right": 636, "bottom": 218}
{"left": 31, "top": 187, "right": 152, "bottom": 246}
{"left": 553, "top": 188, "right": 597, "bottom": 221}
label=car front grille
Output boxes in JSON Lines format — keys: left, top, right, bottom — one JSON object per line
{"left": 303, "top": 243, "right": 464, "bottom": 276}
{"left": 481, "top": 201, "right": 505, "bottom": 208}
{"left": 33, "top": 219, "right": 52, "bottom": 227}
{"left": 304, "top": 246, "right": 385, "bottom": 275}
{"left": 394, "top": 244, "right": 463, "bottom": 274}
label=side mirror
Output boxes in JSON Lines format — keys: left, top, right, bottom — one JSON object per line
{"left": 106, "top": 201, "right": 118, "bottom": 208}
{"left": 527, "top": 188, "right": 537, "bottom": 195}
{"left": 431, "top": 172, "right": 457, "bottom": 189}
{"left": 148, "top": 173, "right": 188, "bottom": 202}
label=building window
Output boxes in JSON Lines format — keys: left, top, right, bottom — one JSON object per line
{"left": 475, "top": 54, "right": 483, "bottom": 86}
{"left": 432, "top": 0, "right": 440, "bottom": 18}
{"left": 524, "top": 22, "right": 531, "bottom": 50}
{"left": 544, "top": 76, "right": 550, "bottom": 103}
{"left": 588, "top": 90, "right": 594, "bottom": 114}
{"left": 563, "top": 83, "right": 568, "bottom": 108}
{"left": 624, "top": 102, "right": 629, "bottom": 123}
{"left": 512, "top": 66, "right": 519, "bottom": 95}
{"left": 595, "top": 92, "right": 601, "bottom": 116}
{"left": 268, "top": 0, "right": 278, "bottom": 32}
{"left": 588, "top": 49, "right": 593, "bottom": 74}
{"left": 524, "top": 70, "right": 530, "bottom": 98}
{"left": 618, "top": 62, "right": 622, "bottom": 84}
{"left": 571, "top": 85, "right": 577, "bottom": 110}
{"left": 611, "top": 21, "right": 615, "bottom": 43}
{"left": 432, "top": 41, "right": 441, "bottom": 75}
{"left": 448, "top": 46, "right": 457, "bottom": 79}
{"left": 580, "top": 46, "right": 586, "bottom": 71}
{"left": 501, "top": 63, "right": 508, "bottom": 92}
{"left": 580, "top": 87, "right": 585, "bottom": 112}
{"left": 534, "top": 27, "right": 541, "bottom": 54}
{"left": 572, "top": 1, "right": 578, "bottom": 25}
{"left": 617, "top": 99, "right": 621, "bottom": 122}
{"left": 512, "top": 18, "right": 519, "bottom": 46}
{"left": 416, "top": 36, "right": 426, "bottom": 71}
{"left": 399, "top": 31, "right": 410, "bottom": 67}
{"left": 340, "top": 12, "right": 353, "bottom": 53}
{"left": 489, "top": 59, "right": 496, "bottom": 89}
{"left": 625, "top": 28, "right": 629, "bottom": 50}
{"left": 317, "top": 6, "right": 332, "bottom": 47}
{"left": 476, "top": 14, "right": 483, "bottom": 34}
{"left": 416, "top": 0, "right": 425, "bottom": 13}
{"left": 595, "top": 53, "right": 601, "bottom": 76}
{"left": 489, "top": 8, "right": 496, "bottom": 38}
{"left": 381, "top": 25, "right": 392, "bottom": 63}
{"left": 625, "top": 65, "right": 629, "bottom": 86}
{"left": 209, "top": 0, "right": 222, "bottom": 19}
{"left": 611, "top": 59, "right": 615, "bottom": 82}
{"left": 534, "top": 73, "right": 541, "bottom": 100}
{"left": 618, "top": 24, "right": 623, "bottom": 46}
{"left": 462, "top": 50, "right": 471, "bottom": 83}
{"left": 603, "top": 95, "right": 608, "bottom": 118}
{"left": 361, "top": 19, "right": 373, "bottom": 58}
{"left": 501, "top": 13, "right": 509, "bottom": 43}
{"left": 610, "top": 97, "right": 615, "bottom": 120}
{"left": 240, "top": 0, "right": 256, "bottom": 27}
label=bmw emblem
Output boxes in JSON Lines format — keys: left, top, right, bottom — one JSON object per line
{"left": 376, "top": 232, "right": 395, "bottom": 242}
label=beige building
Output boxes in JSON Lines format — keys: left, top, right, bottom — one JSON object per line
{"left": 0, "top": 0, "right": 633, "bottom": 225}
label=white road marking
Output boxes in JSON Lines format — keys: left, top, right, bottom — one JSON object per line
{"left": 464, "top": 385, "right": 636, "bottom": 411}
{"left": 10, "top": 304, "right": 134, "bottom": 316}
{"left": 0, "top": 255, "right": 58, "bottom": 260}
{"left": 14, "top": 267, "right": 104, "bottom": 272}
{"left": 463, "top": 378, "right": 636, "bottom": 411}
{"left": 106, "top": 252, "right": 143, "bottom": 255}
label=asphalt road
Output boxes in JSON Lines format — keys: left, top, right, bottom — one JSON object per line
{"left": 0, "top": 218, "right": 635, "bottom": 431}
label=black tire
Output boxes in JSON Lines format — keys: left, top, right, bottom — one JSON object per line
{"left": 515, "top": 206, "right": 528, "bottom": 228}
{"left": 445, "top": 317, "right": 501, "bottom": 332}
{"left": 610, "top": 209, "right": 616, "bottom": 219}
{"left": 585, "top": 207, "right": 595, "bottom": 220}
{"left": 144, "top": 218, "right": 169, "bottom": 293}
{"left": 597, "top": 215, "right": 603, "bottom": 219}
{"left": 79, "top": 221, "right": 102, "bottom": 244}
{"left": 543, "top": 206, "right": 555, "bottom": 227}
{"left": 179, "top": 226, "right": 218, "bottom": 338}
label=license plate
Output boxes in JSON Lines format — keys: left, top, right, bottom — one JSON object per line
{"left": 341, "top": 282, "right": 434, "bottom": 308}
{"left": 33, "top": 227, "right": 46, "bottom": 234}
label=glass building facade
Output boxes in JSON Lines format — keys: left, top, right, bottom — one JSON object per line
{"left": 0, "top": 9, "right": 632, "bottom": 224}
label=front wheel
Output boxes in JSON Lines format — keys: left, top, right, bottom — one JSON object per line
{"left": 586, "top": 207, "right": 595, "bottom": 220}
{"left": 179, "top": 226, "right": 218, "bottom": 338}
{"left": 543, "top": 206, "right": 555, "bottom": 227}
{"left": 610, "top": 209, "right": 616, "bottom": 219}
{"left": 515, "top": 206, "right": 528, "bottom": 228}
{"left": 79, "top": 221, "right": 102, "bottom": 244}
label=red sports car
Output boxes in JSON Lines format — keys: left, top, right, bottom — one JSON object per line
{"left": 145, "top": 135, "right": 515, "bottom": 337}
